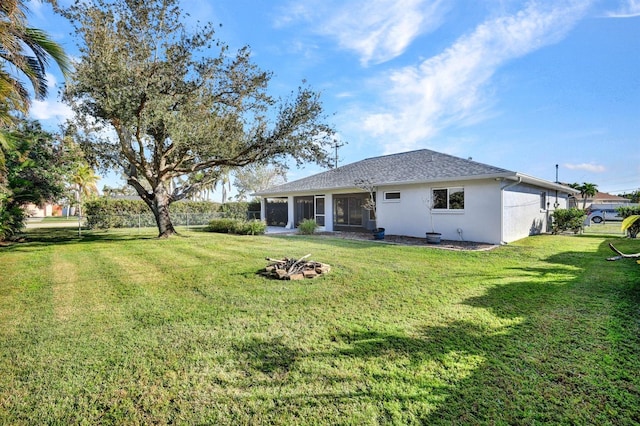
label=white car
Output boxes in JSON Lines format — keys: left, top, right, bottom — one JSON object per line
{"left": 587, "top": 207, "right": 623, "bottom": 223}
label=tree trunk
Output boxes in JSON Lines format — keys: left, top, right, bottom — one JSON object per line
{"left": 128, "top": 175, "right": 179, "bottom": 238}
{"left": 151, "top": 186, "right": 178, "bottom": 238}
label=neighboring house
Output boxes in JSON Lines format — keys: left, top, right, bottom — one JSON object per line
{"left": 24, "top": 203, "right": 61, "bottom": 217}
{"left": 569, "top": 191, "right": 631, "bottom": 209}
{"left": 256, "top": 149, "right": 578, "bottom": 245}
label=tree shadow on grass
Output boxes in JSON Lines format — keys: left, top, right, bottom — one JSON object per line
{"left": 230, "top": 313, "right": 546, "bottom": 423}
{"left": 420, "top": 247, "right": 640, "bottom": 424}
{"left": 228, "top": 277, "right": 576, "bottom": 417}
{"left": 230, "top": 243, "right": 640, "bottom": 423}
{"left": 2, "top": 227, "right": 156, "bottom": 251}
{"left": 228, "top": 321, "right": 497, "bottom": 421}
{"left": 233, "top": 336, "right": 303, "bottom": 376}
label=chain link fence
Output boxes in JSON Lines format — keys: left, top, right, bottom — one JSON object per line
{"left": 582, "top": 222, "right": 627, "bottom": 237}
{"left": 85, "top": 211, "right": 262, "bottom": 230}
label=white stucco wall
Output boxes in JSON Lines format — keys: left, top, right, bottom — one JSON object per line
{"left": 375, "top": 180, "right": 504, "bottom": 244}
{"left": 502, "top": 184, "right": 545, "bottom": 243}
{"left": 501, "top": 183, "right": 569, "bottom": 243}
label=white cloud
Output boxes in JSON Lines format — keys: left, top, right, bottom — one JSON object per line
{"left": 29, "top": 99, "right": 73, "bottom": 122}
{"left": 335, "top": 92, "right": 355, "bottom": 99}
{"left": 359, "top": 0, "right": 592, "bottom": 153}
{"left": 29, "top": 1, "right": 45, "bottom": 18}
{"left": 26, "top": 70, "right": 72, "bottom": 123}
{"left": 45, "top": 72, "right": 58, "bottom": 89}
{"left": 605, "top": 0, "right": 640, "bottom": 17}
{"left": 321, "top": 0, "right": 448, "bottom": 66}
{"left": 563, "top": 162, "right": 607, "bottom": 173}
{"left": 274, "top": 2, "right": 317, "bottom": 27}
{"left": 277, "top": 0, "right": 448, "bottom": 66}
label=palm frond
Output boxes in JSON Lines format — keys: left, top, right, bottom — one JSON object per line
{"left": 0, "top": 4, "right": 71, "bottom": 103}
{"left": 23, "top": 27, "right": 72, "bottom": 77}
{"left": 0, "top": 1, "right": 24, "bottom": 22}
{"left": 0, "top": 68, "right": 30, "bottom": 120}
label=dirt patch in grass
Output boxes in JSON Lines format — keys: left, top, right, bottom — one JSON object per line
{"left": 317, "top": 231, "right": 497, "bottom": 251}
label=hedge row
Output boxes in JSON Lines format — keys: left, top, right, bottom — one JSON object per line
{"left": 219, "top": 201, "right": 261, "bottom": 220}
{"left": 84, "top": 198, "right": 261, "bottom": 229}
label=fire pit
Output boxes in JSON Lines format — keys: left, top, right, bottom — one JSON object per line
{"left": 261, "top": 254, "right": 330, "bottom": 280}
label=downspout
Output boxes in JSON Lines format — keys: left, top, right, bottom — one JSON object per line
{"left": 500, "top": 176, "right": 522, "bottom": 245}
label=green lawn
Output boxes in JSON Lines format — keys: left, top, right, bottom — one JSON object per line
{"left": 583, "top": 222, "right": 627, "bottom": 237}
{"left": 1, "top": 228, "right": 639, "bottom": 425}
{"left": 40, "top": 216, "right": 79, "bottom": 222}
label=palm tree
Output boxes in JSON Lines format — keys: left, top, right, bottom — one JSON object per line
{"left": 203, "top": 167, "right": 233, "bottom": 203}
{"left": 217, "top": 168, "right": 233, "bottom": 204}
{"left": 570, "top": 182, "right": 598, "bottom": 209}
{"left": 0, "top": 0, "right": 71, "bottom": 126}
{"left": 71, "top": 164, "right": 99, "bottom": 217}
{"left": 1, "top": 0, "right": 70, "bottom": 188}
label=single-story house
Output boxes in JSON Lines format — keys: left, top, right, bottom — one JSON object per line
{"left": 569, "top": 191, "right": 631, "bottom": 209}
{"left": 256, "top": 149, "right": 578, "bottom": 244}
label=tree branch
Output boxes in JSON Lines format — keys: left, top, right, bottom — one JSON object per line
{"left": 606, "top": 243, "right": 640, "bottom": 261}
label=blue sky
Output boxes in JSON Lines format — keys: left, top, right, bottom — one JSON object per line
{"left": 28, "top": 0, "right": 640, "bottom": 197}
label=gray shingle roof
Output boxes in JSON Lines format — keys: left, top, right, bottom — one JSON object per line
{"left": 257, "top": 149, "right": 515, "bottom": 195}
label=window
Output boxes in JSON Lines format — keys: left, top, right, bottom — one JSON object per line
{"left": 384, "top": 191, "right": 401, "bottom": 201}
{"left": 315, "top": 197, "right": 325, "bottom": 226}
{"left": 432, "top": 187, "right": 464, "bottom": 210}
{"left": 348, "top": 198, "right": 362, "bottom": 225}
{"left": 334, "top": 196, "right": 363, "bottom": 226}
{"left": 433, "top": 189, "right": 448, "bottom": 209}
{"left": 540, "top": 192, "right": 547, "bottom": 210}
{"left": 295, "top": 196, "right": 314, "bottom": 225}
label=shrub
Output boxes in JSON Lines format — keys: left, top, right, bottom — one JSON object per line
{"left": 237, "top": 219, "right": 267, "bottom": 235}
{"left": 206, "top": 218, "right": 242, "bottom": 233}
{"left": 0, "top": 203, "right": 26, "bottom": 241}
{"left": 617, "top": 206, "right": 640, "bottom": 238}
{"left": 205, "top": 218, "right": 266, "bottom": 235}
{"left": 551, "top": 208, "right": 586, "bottom": 234}
{"left": 298, "top": 219, "right": 318, "bottom": 235}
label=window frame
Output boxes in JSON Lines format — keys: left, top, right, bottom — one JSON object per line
{"left": 432, "top": 187, "right": 465, "bottom": 211}
{"left": 383, "top": 191, "right": 401, "bottom": 202}
{"left": 333, "top": 195, "right": 365, "bottom": 226}
{"left": 540, "top": 191, "right": 547, "bottom": 211}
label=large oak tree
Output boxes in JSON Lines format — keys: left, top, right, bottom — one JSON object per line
{"left": 62, "top": 0, "right": 336, "bottom": 237}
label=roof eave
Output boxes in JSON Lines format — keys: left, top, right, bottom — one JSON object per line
{"left": 377, "top": 172, "right": 518, "bottom": 187}
{"left": 254, "top": 184, "right": 352, "bottom": 197}
{"left": 256, "top": 172, "right": 579, "bottom": 197}
{"left": 511, "top": 173, "right": 580, "bottom": 193}
{"left": 255, "top": 172, "right": 520, "bottom": 196}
